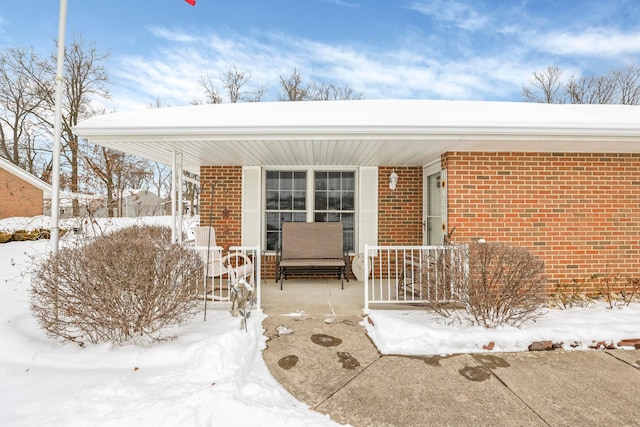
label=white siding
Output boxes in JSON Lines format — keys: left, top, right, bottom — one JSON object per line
{"left": 242, "top": 166, "right": 262, "bottom": 247}
{"left": 358, "top": 166, "right": 378, "bottom": 254}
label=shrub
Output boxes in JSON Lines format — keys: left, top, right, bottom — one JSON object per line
{"left": 30, "top": 225, "right": 203, "bottom": 345}
{"left": 622, "top": 277, "right": 640, "bottom": 306}
{"left": 550, "top": 279, "right": 593, "bottom": 309}
{"left": 424, "top": 242, "right": 547, "bottom": 327}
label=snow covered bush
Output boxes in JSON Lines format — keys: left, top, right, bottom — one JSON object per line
{"left": 30, "top": 225, "right": 203, "bottom": 345}
{"left": 425, "top": 241, "right": 546, "bottom": 327}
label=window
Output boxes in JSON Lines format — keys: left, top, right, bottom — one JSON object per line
{"left": 265, "top": 171, "right": 307, "bottom": 251}
{"left": 314, "top": 171, "right": 355, "bottom": 252}
{"left": 264, "top": 169, "right": 356, "bottom": 252}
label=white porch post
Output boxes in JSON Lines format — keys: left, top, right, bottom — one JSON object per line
{"left": 176, "top": 151, "right": 183, "bottom": 243}
{"left": 50, "top": 0, "right": 68, "bottom": 254}
{"left": 170, "top": 150, "right": 184, "bottom": 244}
{"left": 171, "top": 150, "right": 177, "bottom": 243}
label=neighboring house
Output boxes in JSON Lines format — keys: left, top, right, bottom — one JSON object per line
{"left": 74, "top": 99, "right": 640, "bottom": 293}
{"left": 0, "top": 156, "right": 52, "bottom": 219}
{"left": 92, "top": 189, "right": 166, "bottom": 218}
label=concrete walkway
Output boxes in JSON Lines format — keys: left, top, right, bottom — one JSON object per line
{"left": 260, "top": 279, "right": 640, "bottom": 427}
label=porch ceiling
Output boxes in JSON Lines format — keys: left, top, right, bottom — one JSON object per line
{"left": 74, "top": 99, "right": 640, "bottom": 175}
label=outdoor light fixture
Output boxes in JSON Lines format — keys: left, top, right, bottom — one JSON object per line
{"left": 389, "top": 170, "right": 398, "bottom": 190}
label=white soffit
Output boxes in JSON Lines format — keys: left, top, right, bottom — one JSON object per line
{"left": 74, "top": 99, "right": 640, "bottom": 172}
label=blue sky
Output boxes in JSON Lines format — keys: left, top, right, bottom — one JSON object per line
{"left": 1, "top": 0, "right": 639, "bottom": 111}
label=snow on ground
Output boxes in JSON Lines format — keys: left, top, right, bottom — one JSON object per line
{"left": 1, "top": 216, "right": 639, "bottom": 426}
{"left": 0, "top": 217, "right": 340, "bottom": 427}
{"left": 365, "top": 305, "right": 640, "bottom": 356}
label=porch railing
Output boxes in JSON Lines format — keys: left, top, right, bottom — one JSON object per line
{"left": 192, "top": 244, "right": 261, "bottom": 310}
{"left": 364, "top": 244, "right": 467, "bottom": 310}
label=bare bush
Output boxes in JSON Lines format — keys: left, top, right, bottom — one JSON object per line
{"left": 30, "top": 225, "right": 203, "bottom": 345}
{"left": 467, "top": 242, "right": 546, "bottom": 326}
{"left": 595, "top": 271, "right": 640, "bottom": 308}
{"left": 550, "top": 279, "right": 594, "bottom": 309}
{"left": 405, "top": 247, "right": 465, "bottom": 319}
{"left": 622, "top": 277, "right": 640, "bottom": 306}
{"left": 426, "top": 242, "right": 546, "bottom": 327}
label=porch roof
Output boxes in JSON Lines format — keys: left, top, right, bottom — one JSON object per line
{"left": 74, "top": 99, "right": 640, "bottom": 174}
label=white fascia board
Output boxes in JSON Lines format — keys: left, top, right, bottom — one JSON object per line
{"left": 76, "top": 124, "right": 640, "bottom": 143}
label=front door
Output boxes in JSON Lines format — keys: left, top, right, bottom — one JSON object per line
{"left": 424, "top": 169, "right": 444, "bottom": 245}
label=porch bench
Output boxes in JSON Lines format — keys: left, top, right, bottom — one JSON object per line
{"left": 275, "top": 222, "right": 350, "bottom": 290}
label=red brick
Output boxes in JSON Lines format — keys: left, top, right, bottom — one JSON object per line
{"left": 0, "top": 168, "right": 45, "bottom": 219}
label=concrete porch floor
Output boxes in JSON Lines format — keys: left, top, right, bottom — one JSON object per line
{"left": 260, "top": 278, "right": 365, "bottom": 316}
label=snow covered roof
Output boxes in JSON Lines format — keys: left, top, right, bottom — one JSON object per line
{"left": 74, "top": 99, "right": 640, "bottom": 174}
{"left": 0, "top": 156, "right": 52, "bottom": 197}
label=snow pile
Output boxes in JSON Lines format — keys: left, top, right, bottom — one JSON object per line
{"left": 0, "top": 215, "right": 199, "bottom": 238}
{"left": 365, "top": 305, "right": 640, "bottom": 356}
{"left": 0, "top": 218, "right": 341, "bottom": 427}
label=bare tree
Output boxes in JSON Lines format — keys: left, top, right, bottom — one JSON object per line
{"left": 151, "top": 162, "right": 172, "bottom": 198}
{"left": 198, "top": 75, "right": 223, "bottom": 104}
{"left": 0, "top": 47, "right": 49, "bottom": 175}
{"left": 183, "top": 171, "right": 200, "bottom": 215}
{"left": 566, "top": 74, "right": 616, "bottom": 104}
{"left": 278, "top": 68, "right": 363, "bottom": 101}
{"left": 308, "top": 82, "right": 364, "bottom": 101}
{"left": 148, "top": 97, "right": 171, "bottom": 109}
{"left": 522, "top": 66, "right": 566, "bottom": 103}
{"left": 200, "top": 65, "right": 266, "bottom": 104}
{"left": 221, "top": 65, "right": 250, "bottom": 103}
{"left": 524, "top": 64, "right": 640, "bottom": 105}
{"left": 224, "top": 65, "right": 266, "bottom": 102}
{"left": 35, "top": 37, "right": 110, "bottom": 215}
{"left": 84, "top": 145, "right": 151, "bottom": 217}
{"left": 200, "top": 66, "right": 360, "bottom": 104}
{"left": 611, "top": 65, "right": 640, "bottom": 105}
{"left": 278, "top": 68, "right": 309, "bottom": 101}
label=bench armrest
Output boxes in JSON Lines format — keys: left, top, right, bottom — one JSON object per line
{"left": 343, "top": 249, "right": 351, "bottom": 281}
{"left": 275, "top": 246, "right": 283, "bottom": 281}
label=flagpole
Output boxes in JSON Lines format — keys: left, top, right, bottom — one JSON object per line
{"left": 50, "top": 0, "right": 68, "bottom": 254}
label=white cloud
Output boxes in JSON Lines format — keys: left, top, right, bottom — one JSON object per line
{"left": 105, "top": 24, "right": 572, "bottom": 111}
{"left": 106, "top": 26, "right": 531, "bottom": 111}
{"left": 147, "top": 26, "right": 198, "bottom": 43}
{"left": 533, "top": 28, "right": 640, "bottom": 57}
{"left": 408, "top": 0, "right": 490, "bottom": 31}
{"left": 322, "top": 0, "right": 359, "bottom": 7}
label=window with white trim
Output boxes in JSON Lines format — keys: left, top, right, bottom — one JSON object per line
{"left": 264, "top": 169, "right": 356, "bottom": 252}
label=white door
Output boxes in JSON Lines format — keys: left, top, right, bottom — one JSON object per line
{"left": 424, "top": 164, "right": 444, "bottom": 245}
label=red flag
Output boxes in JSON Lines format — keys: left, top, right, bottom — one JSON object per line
{"left": 185, "top": 0, "right": 195, "bottom": 5}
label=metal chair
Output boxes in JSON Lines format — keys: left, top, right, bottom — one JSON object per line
{"left": 192, "top": 226, "right": 254, "bottom": 301}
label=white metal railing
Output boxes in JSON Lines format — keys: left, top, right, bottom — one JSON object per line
{"left": 364, "top": 244, "right": 467, "bottom": 310}
{"left": 192, "top": 244, "right": 261, "bottom": 310}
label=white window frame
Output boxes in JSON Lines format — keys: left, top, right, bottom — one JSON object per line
{"left": 423, "top": 160, "right": 444, "bottom": 246}
{"left": 262, "top": 166, "right": 358, "bottom": 253}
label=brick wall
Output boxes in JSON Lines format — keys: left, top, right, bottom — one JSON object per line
{"left": 199, "top": 166, "right": 242, "bottom": 251}
{"left": 0, "top": 168, "right": 44, "bottom": 219}
{"left": 443, "top": 152, "right": 640, "bottom": 293}
{"left": 378, "top": 166, "right": 423, "bottom": 245}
